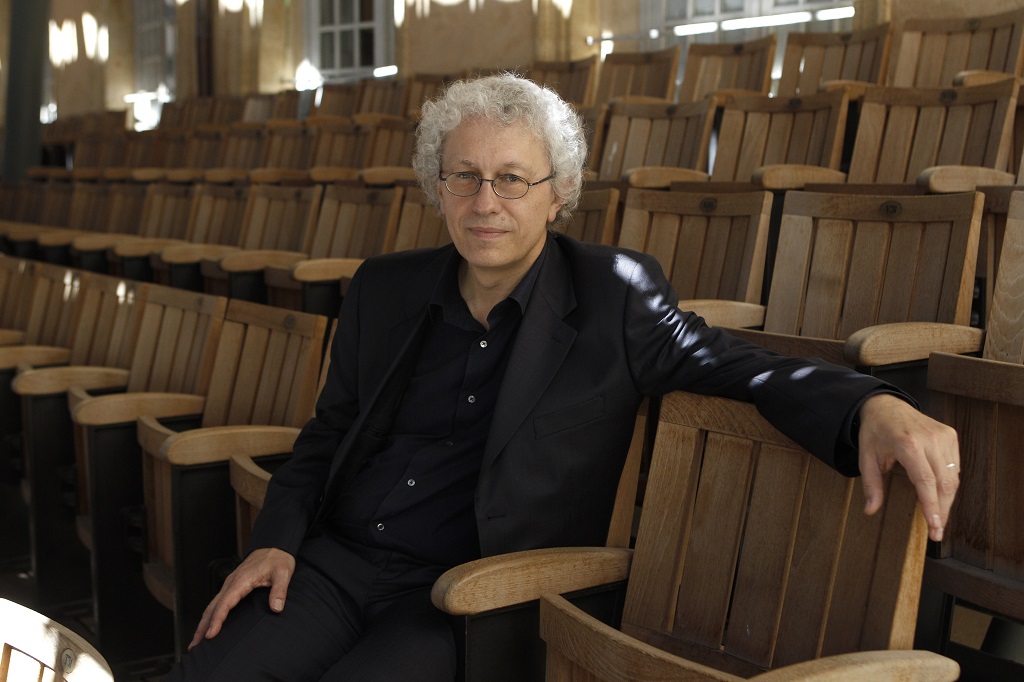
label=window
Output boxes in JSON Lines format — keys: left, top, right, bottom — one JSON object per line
{"left": 308, "top": 0, "right": 394, "bottom": 82}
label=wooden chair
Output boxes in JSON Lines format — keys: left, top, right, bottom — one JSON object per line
{"left": 918, "top": 190, "right": 1024, "bottom": 680}
{"left": 404, "top": 72, "right": 455, "bottom": 118}
{"left": 617, "top": 188, "right": 771, "bottom": 321}
{"left": 0, "top": 261, "right": 87, "bottom": 351}
{"left": 563, "top": 187, "right": 621, "bottom": 246}
{"left": 537, "top": 390, "right": 958, "bottom": 681}
{"left": 389, "top": 184, "right": 450, "bottom": 253}
{"left": 888, "top": 8, "right": 1024, "bottom": 89}
{"left": 313, "top": 82, "right": 361, "bottom": 118}
{"left": 778, "top": 24, "right": 891, "bottom": 97}
{"left": 263, "top": 180, "right": 404, "bottom": 316}
{"left": 593, "top": 46, "right": 681, "bottom": 104}
{"left": 528, "top": 55, "right": 599, "bottom": 107}
{"left": 12, "top": 285, "right": 228, "bottom": 663}
{"left": 0, "top": 257, "right": 41, "bottom": 346}
{"left": 684, "top": 190, "right": 984, "bottom": 406}
{"left": 356, "top": 76, "right": 407, "bottom": 116}
{"left": 591, "top": 96, "right": 718, "bottom": 185}
{"left": 134, "top": 301, "right": 326, "bottom": 656}
{"left": 678, "top": 35, "right": 777, "bottom": 103}
{"left": 0, "top": 598, "right": 113, "bottom": 682}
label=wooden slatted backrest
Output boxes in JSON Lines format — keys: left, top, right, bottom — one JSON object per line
{"left": 135, "top": 180, "right": 196, "bottom": 240}
{"left": 271, "top": 89, "right": 301, "bottom": 119}
{"left": 260, "top": 119, "right": 314, "bottom": 170}
{"left": 235, "top": 182, "right": 324, "bottom": 252}
{"left": 357, "top": 77, "right": 407, "bottom": 116}
{"left": 528, "top": 55, "right": 599, "bottom": 107}
{"left": 981, "top": 190, "right": 1024, "bottom": 364}
{"left": 22, "top": 263, "right": 89, "bottom": 347}
{"left": 66, "top": 181, "right": 112, "bottom": 232}
{"left": 104, "top": 180, "right": 149, "bottom": 234}
{"left": 241, "top": 93, "right": 275, "bottom": 122}
{"left": 65, "top": 274, "right": 144, "bottom": 368}
{"left": 405, "top": 73, "right": 454, "bottom": 119}
{"left": 563, "top": 187, "right": 621, "bottom": 246}
{"left": 307, "top": 115, "right": 374, "bottom": 169}
{"left": 618, "top": 188, "right": 771, "bottom": 304}
{"left": 765, "top": 191, "right": 983, "bottom": 339}
{"left": 0, "top": 257, "right": 37, "bottom": 332}
{"left": 124, "top": 285, "right": 228, "bottom": 395}
{"left": 596, "top": 97, "right": 718, "bottom": 182}
{"left": 778, "top": 24, "right": 891, "bottom": 96}
{"left": 363, "top": 115, "right": 417, "bottom": 168}
{"left": 594, "top": 46, "right": 682, "bottom": 104}
{"left": 0, "top": 598, "right": 113, "bottom": 682}
{"left": 889, "top": 8, "right": 1024, "bottom": 88}
{"left": 391, "top": 185, "right": 450, "bottom": 252}
{"left": 37, "top": 180, "right": 74, "bottom": 227}
{"left": 678, "top": 35, "right": 776, "bottom": 103}
{"left": 307, "top": 183, "right": 404, "bottom": 258}
{"left": 314, "top": 83, "right": 360, "bottom": 118}
{"left": 219, "top": 122, "right": 266, "bottom": 170}
{"left": 711, "top": 87, "right": 849, "bottom": 183}
{"left": 620, "top": 391, "right": 926, "bottom": 675}
{"left": 182, "top": 181, "right": 250, "bottom": 245}
{"left": 847, "top": 79, "right": 1018, "bottom": 183}
{"left": 199, "top": 300, "right": 327, "bottom": 428}
{"left": 179, "top": 125, "right": 226, "bottom": 170}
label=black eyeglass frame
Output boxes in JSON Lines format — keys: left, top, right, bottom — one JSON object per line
{"left": 438, "top": 171, "right": 555, "bottom": 200}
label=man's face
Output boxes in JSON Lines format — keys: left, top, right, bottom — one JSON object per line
{"left": 437, "top": 117, "right": 563, "bottom": 282}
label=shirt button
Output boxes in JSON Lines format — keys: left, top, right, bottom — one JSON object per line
{"left": 376, "top": 523, "right": 384, "bottom": 531}
{"left": 479, "top": 340, "right": 488, "bottom": 348}
{"left": 467, "top": 395, "right": 476, "bottom": 404}
{"left": 444, "top": 441, "right": 454, "bottom": 447}
{"left": 407, "top": 479, "right": 416, "bottom": 486}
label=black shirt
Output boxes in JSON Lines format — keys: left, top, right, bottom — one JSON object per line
{"left": 327, "top": 243, "right": 547, "bottom": 568}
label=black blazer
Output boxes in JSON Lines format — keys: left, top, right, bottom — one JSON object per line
{"left": 250, "top": 234, "right": 889, "bottom": 559}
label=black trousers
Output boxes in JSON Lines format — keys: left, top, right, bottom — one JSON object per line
{"left": 164, "top": 535, "right": 457, "bottom": 681}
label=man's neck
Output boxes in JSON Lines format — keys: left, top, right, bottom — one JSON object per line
{"left": 458, "top": 262, "right": 527, "bottom": 329}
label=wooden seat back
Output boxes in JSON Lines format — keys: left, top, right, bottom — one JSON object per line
{"left": 0, "top": 598, "right": 113, "bottom": 682}
{"left": 711, "top": 87, "right": 849, "bottom": 183}
{"left": 217, "top": 122, "right": 266, "bottom": 171}
{"left": 678, "top": 35, "right": 776, "bottom": 103}
{"left": 357, "top": 77, "right": 407, "bottom": 116}
{"left": 66, "top": 181, "right": 113, "bottom": 233}
{"left": 234, "top": 182, "right": 324, "bottom": 253}
{"left": 847, "top": 79, "right": 1018, "bottom": 184}
{"left": 306, "top": 115, "right": 374, "bottom": 169}
{"left": 404, "top": 73, "right": 454, "bottom": 118}
{"left": 65, "top": 274, "right": 145, "bottom": 369}
{"left": 0, "top": 258, "right": 37, "bottom": 334}
{"left": 764, "top": 191, "right": 982, "bottom": 344}
{"left": 595, "top": 97, "right": 718, "bottom": 182}
{"left": 542, "top": 390, "right": 929, "bottom": 679}
{"left": 181, "top": 182, "right": 251, "bottom": 246}
{"left": 103, "top": 180, "right": 149, "bottom": 235}
{"left": 135, "top": 179, "right": 197, "bottom": 240}
{"left": 362, "top": 115, "right": 417, "bottom": 168}
{"left": 563, "top": 187, "right": 621, "bottom": 246}
{"left": 390, "top": 185, "right": 449, "bottom": 252}
{"left": 306, "top": 183, "right": 404, "bottom": 259}
{"left": 778, "top": 24, "right": 891, "bottom": 96}
{"left": 618, "top": 188, "right": 771, "bottom": 304}
{"left": 528, "top": 55, "right": 599, "bottom": 107}
{"left": 594, "top": 46, "right": 681, "bottom": 104}
{"left": 20, "top": 262, "right": 89, "bottom": 348}
{"left": 314, "top": 83, "right": 360, "bottom": 118}
{"left": 260, "top": 119, "right": 314, "bottom": 170}
{"left": 889, "top": 8, "right": 1024, "bottom": 88}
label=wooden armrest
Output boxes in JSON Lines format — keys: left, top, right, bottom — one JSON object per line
{"left": 540, "top": 593, "right": 727, "bottom": 680}
{"left": 204, "top": 167, "right": 251, "bottom": 184}
{"left": 360, "top": 166, "right": 418, "bottom": 185}
{"left": 217, "top": 250, "right": 308, "bottom": 273}
{"left": 0, "top": 345, "right": 70, "bottom": 371}
{"left": 752, "top": 650, "right": 959, "bottom": 681}
{"left": 289, "top": 258, "right": 365, "bottom": 283}
{"left": 431, "top": 547, "right": 632, "bottom": 615}
{"left": 820, "top": 79, "right": 872, "bottom": 100}
{"left": 916, "top": 166, "right": 1015, "bottom": 193}
{"left": 230, "top": 453, "right": 282, "bottom": 509}
{"left": 753, "top": 165, "right": 846, "bottom": 189}
{"left": 927, "top": 352, "right": 1024, "bottom": 408}
{"left": 130, "top": 167, "right": 170, "bottom": 182}
{"left": 164, "top": 168, "right": 208, "bottom": 183}
{"left": 679, "top": 300, "right": 765, "bottom": 329}
{"left": 0, "top": 329, "right": 27, "bottom": 346}
{"left": 142, "top": 422, "right": 301, "bottom": 466}
{"left": 248, "top": 168, "right": 311, "bottom": 184}
{"left": 72, "top": 234, "right": 137, "bottom": 252}
{"left": 844, "top": 322, "right": 984, "bottom": 367}
{"left": 36, "top": 230, "right": 88, "bottom": 247}
{"left": 725, "top": 328, "right": 847, "bottom": 366}
{"left": 308, "top": 166, "right": 361, "bottom": 183}
{"left": 71, "top": 392, "right": 205, "bottom": 427}
{"left": 625, "top": 166, "right": 709, "bottom": 188}
{"left": 953, "top": 70, "right": 1019, "bottom": 87}
{"left": 11, "top": 366, "right": 128, "bottom": 396}
{"left": 113, "top": 238, "right": 188, "bottom": 258}
{"left": 158, "top": 243, "right": 240, "bottom": 265}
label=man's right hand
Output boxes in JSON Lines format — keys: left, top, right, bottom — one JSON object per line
{"left": 188, "top": 547, "right": 296, "bottom": 650}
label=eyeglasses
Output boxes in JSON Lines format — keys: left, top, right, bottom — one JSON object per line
{"left": 439, "top": 171, "right": 555, "bottom": 200}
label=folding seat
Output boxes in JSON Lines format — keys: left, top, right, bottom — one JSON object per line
{"left": 593, "top": 45, "right": 681, "bottom": 104}
{"left": 677, "top": 35, "right": 776, "bottom": 103}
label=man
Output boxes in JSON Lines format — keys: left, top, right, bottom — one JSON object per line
{"left": 167, "top": 74, "right": 959, "bottom": 681}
